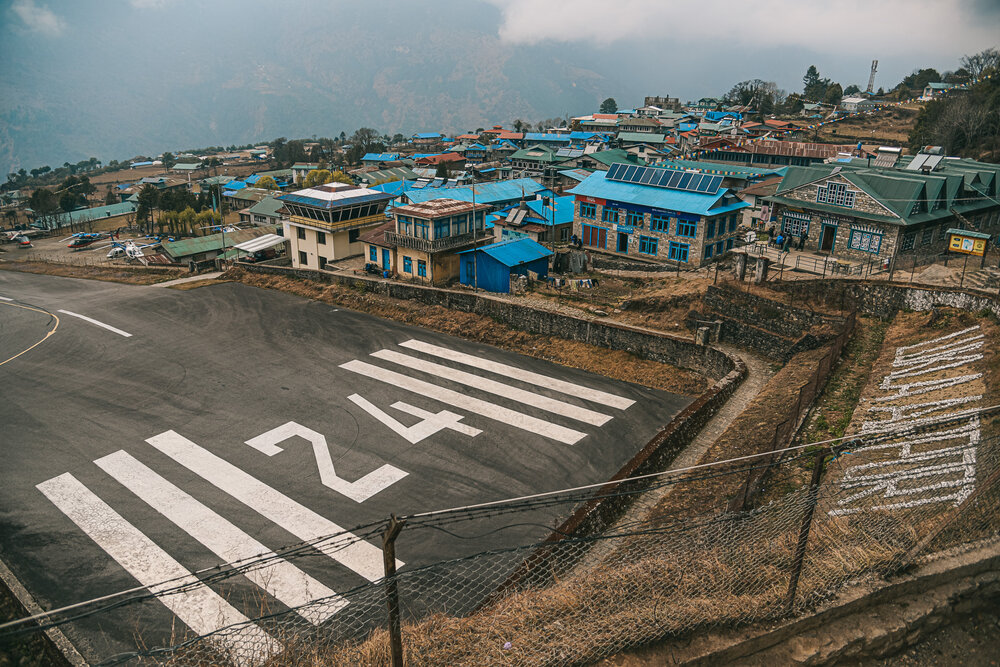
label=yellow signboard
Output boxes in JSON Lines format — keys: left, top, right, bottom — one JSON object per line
{"left": 948, "top": 233, "right": 986, "bottom": 256}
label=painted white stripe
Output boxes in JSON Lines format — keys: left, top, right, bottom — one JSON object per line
{"left": 371, "top": 349, "right": 612, "bottom": 426}
{"left": 340, "top": 359, "right": 587, "bottom": 445}
{"left": 94, "top": 450, "right": 345, "bottom": 625}
{"left": 56, "top": 310, "right": 132, "bottom": 337}
{"left": 36, "top": 473, "right": 280, "bottom": 667}
{"left": 398, "top": 339, "right": 635, "bottom": 410}
{"left": 146, "top": 431, "right": 391, "bottom": 581}
{"left": 391, "top": 401, "right": 482, "bottom": 437}
{"left": 0, "top": 296, "right": 13, "bottom": 301}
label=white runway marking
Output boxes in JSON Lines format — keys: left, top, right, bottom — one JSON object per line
{"left": 0, "top": 296, "right": 13, "bottom": 301}
{"left": 57, "top": 310, "right": 132, "bottom": 337}
{"left": 371, "top": 349, "right": 612, "bottom": 426}
{"left": 245, "top": 421, "right": 408, "bottom": 502}
{"left": 94, "top": 450, "right": 346, "bottom": 624}
{"left": 340, "top": 359, "right": 588, "bottom": 445}
{"left": 37, "top": 473, "right": 280, "bottom": 667}
{"left": 348, "top": 394, "right": 481, "bottom": 444}
{"left": 146, "top": 430, "right": 393, "bottom": 581}
{"left": 398, "top": 339, "right": 635, "bottom": 409}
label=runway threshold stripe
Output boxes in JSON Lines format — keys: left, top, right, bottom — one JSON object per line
{"left": 95, "top": 451, "right": 346, "bottom": 624}
{"left": 145, "top": 431, "right": 391, "bottom": 582}
{"left": 36, "top": 473, "right": 281, "bottom": 667}
{"left": 371, "top": 349, "right": 612, "bottom": 426}
{"left": 0, "top": 296, "right": 13, "bottom": 301}
{"left": 398, "top": 339, "right": 636, "bottom": 410}
{"left": 340, "top": 360, "right": 587, "bottom": 445}
{"left": 56, "top": 310, "right": 132, "bottom": 337}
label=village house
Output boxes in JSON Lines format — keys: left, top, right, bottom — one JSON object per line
{"left": 290, "top": 163, "right": 319, "bottom": 183}
{"left": 698, "top": 139, "right": 871, "bottom": 168}
{"left": 278, "top": 182, "right": 395, "bottom": 270}
{"left": 568, "top": 163, "right": 750, "bottom": 267}
{"left": 488, "top": 195, "right": 575, "bottom": 245}
{"left": 458, "top": 237, "right": 553, "bottom": 293}
{"left": 238, "top": 195, "right": 285, "bottom": 226}
{"left": 368, "top": 198, "right": 491, "bottom": 284}
{"left": 762, "top": 152, "right": 1000, "bottom": 263}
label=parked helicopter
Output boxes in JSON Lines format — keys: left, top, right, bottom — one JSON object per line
{"left": 100, "top": 239, "right": 156, "bottom": 262}
{"left": 62, "top": 232, "right": 107, "bottom": 249}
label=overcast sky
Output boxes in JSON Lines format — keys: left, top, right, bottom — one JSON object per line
{"left": 1, "top": 0, "right": 998, "bottom": 173}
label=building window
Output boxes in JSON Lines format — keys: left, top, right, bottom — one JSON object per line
{"left": 920, "top": 227, "right": 934, "bottom": 246}
{"left": 580, "top": 202, "right": 596, "bottom": 219}
{"left": 560, "top": 227, "right": 569, "bottom": 242}
{"left": 316, "top": 231, "right": 326, "bottom": 245}
{"left": 816, "top": 181, "right": 856, "bottom": 208}
{"left": 847, "top": 228, "right": 882, "bottom": 254}
{"left": 706, "top": 219, "right": 716, "bottom": 239}
{"left": 298, "top": 251, "right": 308, "bottom": 265}
{"left": 318, "top": 256, "right": 327, "bottom": 270}
{"left": 601, "top": 206, "right": 619, "bottom": 223}
{"left": 415, "top": 219, "right": 429, "bottom": 239}
{"left": 638, "top": 235, "right": 658, "bottom": 255}
{"left": 937, "top": 225, "right": 949, "bottom": 241}
{"left": 369, "top": 246, "right": 378, "bottom": 262}
{"left": 900, "top": 232, "right": 915, "bottom": 251}
{"left": 668, "top": 241, "right": 689, "bottom": 262}
{"left": 417, "top": 259, "right": 427, "bottom": 277}
{"left": 715, "top": 241, "right": 724, "bottom": 255}
{"left": 582, "top": 224, "right": 607, "bottom": 248}
{"left": 781, "top": 213, "right": 810, "bottom": 237}
{"left": 627, "top": 211, "right": 644, "bottom": 227}
{"left": 728, "top": 215, "right": 738, "bottom": 233}
{"left": 726, "top": 238, "right": 735, "bottom": 250}
{"left": 296, "top": 227, "right": 306, "bottom": 240}
{"left": 676, "top": 219, "right": 697, "bottom": 238}
{"left": 403, "top": 256, "right": 413, "bottom": 273}
{"left": 650, "top": 214, "right": 669, "bottom": 232}
{"left": 349, "top": 229, "right": 360, "bottom": 243}
{"left": 704, "top": 244, "right": 714, "bottom": 260}
{"left": 434, "top": 219, "right": 451, "bottom": 239}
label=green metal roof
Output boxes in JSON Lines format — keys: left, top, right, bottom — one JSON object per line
{"left": 947, "top": 228, "right": 990, "bottom": 239}
{"left": 160, "top": 226, "right": 275, "bottom": 259}
{"left": 244, "top": 196, "right": 285, "bottom": 218}
{"left": 509, "top": 144, "right": 560, "bottom": 162}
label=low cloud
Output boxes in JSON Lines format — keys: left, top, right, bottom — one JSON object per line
{"left": 9, "top": 0, "right": 66, "bottom": 36}
{"left": 487, "top": 0, "right": 998, "bottom": 60}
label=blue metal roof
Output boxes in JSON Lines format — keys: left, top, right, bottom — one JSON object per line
{"left": 567, "top": 171, "right": 749, "bottom": 216}
{"left": 459, "top": 238, "right": 553, "bottom": 267}
{"left": 402, "top": 178, "right": 548, "bottom": 206}
{"left": 413, "top": 132, "right": 442, "bottom": 139}
{"left": 225, "top": 180, "right": 247, "bottom": 190}
{"left": 362, "top": 152, "right": 400, "bottom": 162}
{"left": 244, "top": 174, "right": 261, "bottom": 184}
{"left": 488, "top": 195, "right": 575, "bottom": 227}
{"left": 523, "top": 132, "right": 572, "bottom": 143}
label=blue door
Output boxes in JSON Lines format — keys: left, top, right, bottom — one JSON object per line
{"left": 382, "top": 248, "right": 390, "bottom": 270}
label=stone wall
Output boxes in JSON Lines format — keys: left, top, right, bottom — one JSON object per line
{"left": 767, "top": 279, "right": 1000, "bottom": 320}
{"left": 701, "top": 284, "right": 845, "bottom": 360}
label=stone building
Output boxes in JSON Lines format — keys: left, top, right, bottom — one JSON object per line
{"left": 567, "top": 163, "right": 749, "bottom": 267}
{"left": 763, "top": 154, "right": 1000, "bottom": 263}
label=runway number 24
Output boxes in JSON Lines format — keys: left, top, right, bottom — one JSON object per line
{"left": 244, "top": 394, "right": 480, "bottom": 503}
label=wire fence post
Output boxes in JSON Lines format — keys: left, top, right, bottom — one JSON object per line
{"left": 382, "top": 514, "right": 406, "bottom": 667}
{"left": 784, "top": 447, "right": 828, "bottom": 614}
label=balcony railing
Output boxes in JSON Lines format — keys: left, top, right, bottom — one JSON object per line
{"left": 384, "top": 230, "right": 483, "bottom": 253}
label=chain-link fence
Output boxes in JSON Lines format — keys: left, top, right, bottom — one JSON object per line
{"left": 2, "top": 411, "right": 987, "bottom": 667}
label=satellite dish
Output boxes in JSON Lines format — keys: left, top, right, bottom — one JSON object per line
{"left": 745, "top": 230, "right": 757, "bottom": 243}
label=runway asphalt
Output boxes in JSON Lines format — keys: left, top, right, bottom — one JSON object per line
{"left": 0, "top": 269, "right": 692, "bottom": 664}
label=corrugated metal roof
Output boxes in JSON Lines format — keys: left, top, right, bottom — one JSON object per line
{"left": 523, "top": 132, "right": 572, "bottom": 143}
{"left": 244, "top": 196, "right": 285, "bottom": 218}
{"left": 460, "top": 237, "right": 553, "bottom": 267}
{"left": 362, "top": 152, "right": 401, "bottom": 162}
{"left": 403, "top": 178, "right": 548, "bottom": 206}
{"left": 568, "top": 171, "right": 748, "bottom": 216}
{"left": 161, "top": 227, "right": 273, "bottom": 259}
{"left": 36, "top": 201, "right": 138, "bottom": 228}
{"left": 232, "top": 233, "right": 287, "bottom": 253}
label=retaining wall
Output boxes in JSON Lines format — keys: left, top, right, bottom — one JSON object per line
{"left": 241, "top": 262, "right": 736, "bottom": 380}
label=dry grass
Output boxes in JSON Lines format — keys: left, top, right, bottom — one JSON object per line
{"left": 167, "top": 278, "right": 232, "bottom": 290}
{"left": 0, "top": 259, "right": 185, "bottom": 284}
{"left": 226, "top": 269, "right": 710, "bottom": 396}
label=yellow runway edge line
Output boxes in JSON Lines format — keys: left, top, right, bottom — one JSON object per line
{"left": 0, "top": 301, "right": 60, "bottom": 367}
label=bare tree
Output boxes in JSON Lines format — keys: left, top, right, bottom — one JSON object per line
{"left": 961, "top": 48, "right": 1000, "bottom": 80}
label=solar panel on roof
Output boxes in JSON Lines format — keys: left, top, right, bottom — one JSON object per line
{"left": 622, "top": 165, "right": 640, "bottom": 182}
{"left": 687, "top": 174, "right": 705, "bottom": 191}
{"left": 639, "top": 169, "right": 658, "bottom": 185}
{"left": 677, "top": 172, "right": 693, "bottom": 190}
{"left": 606, "top": 163, "right": 623, "bottom": 180}
{"left": 666, "top": 171, "right": 684, "bottom": 188}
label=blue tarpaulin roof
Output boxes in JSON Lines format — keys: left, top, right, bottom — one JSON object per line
{"left": 459, "top": 237, "right": 553, "bottom": 267}
{"left": 362, "top": 152, "right": 400, "bottom": 162}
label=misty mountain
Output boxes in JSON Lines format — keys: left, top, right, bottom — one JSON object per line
{"left": 0, "top": 1, "right": 623, "bottom": 176}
